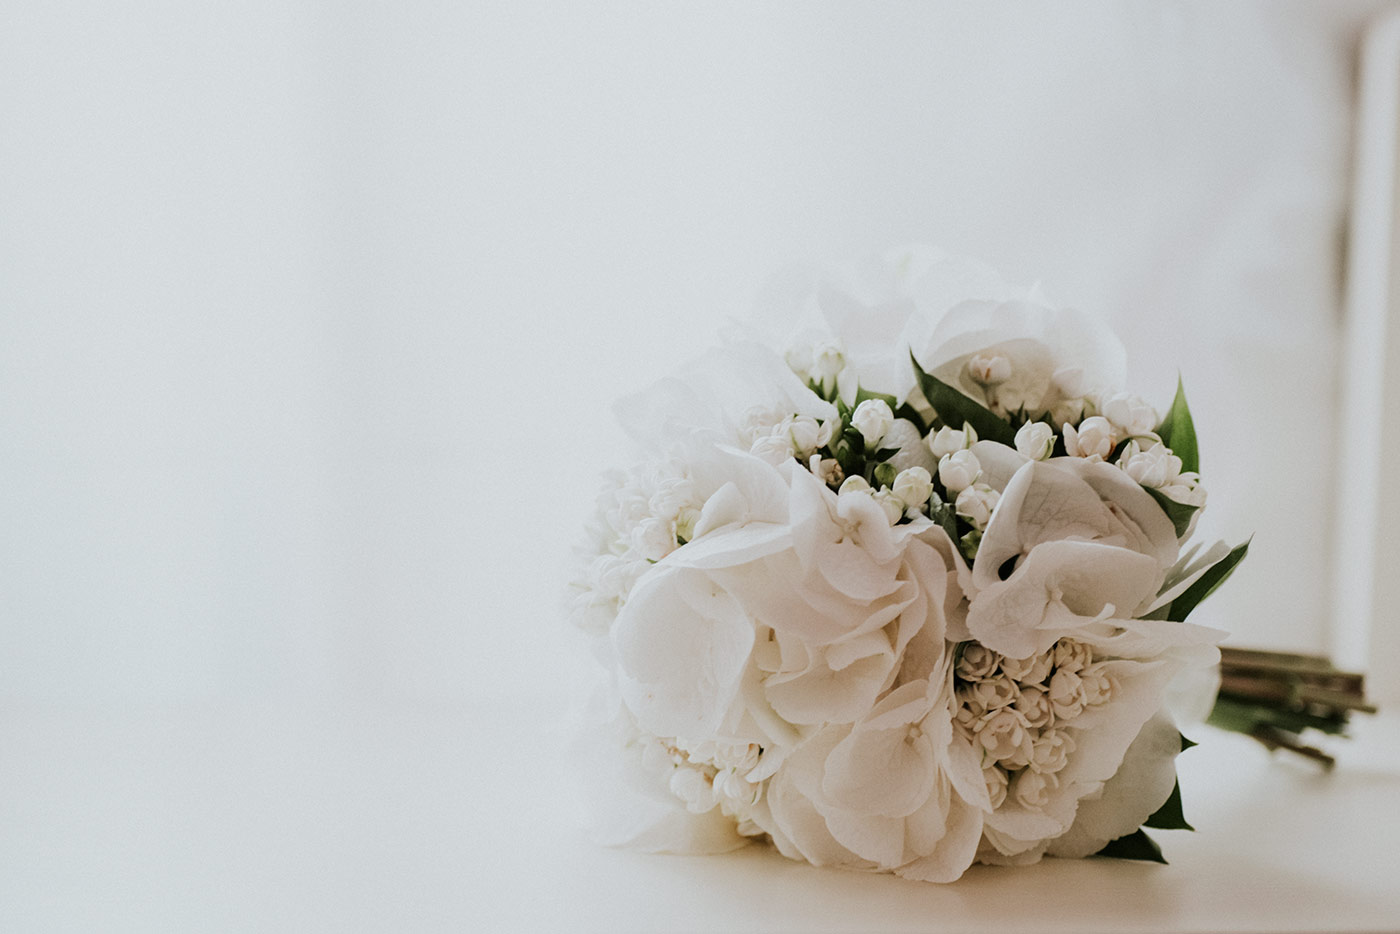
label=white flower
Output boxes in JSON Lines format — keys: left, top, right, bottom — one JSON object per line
{"left": 970, "top": 674, "right": 1018, "bottom": 710}
{"left": 838, "top": 475, "right": 872, "bottom": 495}
{"left": 999, "top": 652, "right": 1053, "bottom": 685}
{"left": 928, "top": 423, "right": 977, "bottom": 459}
{"left": 1013, "top": 421, "right": 1055, "bottom": 461}
{"left": 1078, "top": 662, "right": 1117, "bottom": 707}
{"left": 808, "top": 453, "right": 843, "bottom": 487}
{"left": 984, "top": 765, "right": 1009, "bottom": 809}
{"left": 633, "top": 517, "right": 678, "bottom": 562}
{"left": 1101, "top": 393, "right": 1158, "bottom": 438}
{"left": 1011, "top": 769, "right": 1058, "bottom": 810}
{"left": 967, "top": 352, "right": 1012, "bottom": 386}
{"left": 1053, "top": 639, "right": 1092, "bottom": 672}
{"left": 784, "top": 338, "right": 814, "bottom": 380}
{"left": 873, "top": 489, "right": 905, "bottom": 524}
{"left": 975, "top": 708, "right": 1033, "bottom": 768}
{"left": 1011, "top": 684, "right": 1054, "bottom": 729}
{"left": 955, "top": 643, "right": 999, "bottom": 681}
{"left": 1029, "top": 730, "right": 1076, "bottom": 774}
{"left": 1118, "top": 440, "right": 1178, "bottom": 489}
{"left": 788, "top": 415, "right": 833, "bottom": 456}
{"left": 750, "top": 431, "right": 795, "bottom": 465}
{"left": 852, "top": 399, "right": 895, "bottom": 449}
{"left": 675, "top": 506, "right": 700, "bottom": 543}
{"left": 892, "top": 466, "right": 933, "bottom": 509}
{"left": 1047, "top": 668, "right": 1086, "bottom": 721}
{"left": 812, "top": 337, "right": 846, "bottom": 387}
{"left": 938, "top": 449, "right": 981, "bottom": 494}
{"left": 1062, "top": 416, "right": 1114, "bottom": 461}
{"left": 954, "top": 483, "right": 1000, "bottom": 529}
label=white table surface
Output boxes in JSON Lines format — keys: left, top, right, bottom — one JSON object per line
{"left": 3, "top": 691, "right": 1398, "bottom": 933}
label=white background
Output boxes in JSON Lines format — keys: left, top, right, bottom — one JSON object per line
{"left": 3, "top": 2, "right": 1399, "bottom": 930}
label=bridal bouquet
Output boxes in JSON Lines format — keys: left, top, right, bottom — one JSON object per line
{"left": 569, "top": 248, "right": 1248, "bottom": 881}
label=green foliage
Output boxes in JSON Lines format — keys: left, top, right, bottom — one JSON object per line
{"left": 1166, "top": 538, "right": 1251, "bottom": 622}
{"left": 1146, "top": 487, "right": 1199, "bottom": 539}
{"left": 1143, "top": 778, "right": 1193, "bottom": 831}
{"left": 1095, "top": 828, "right": 1167, "bottom": 864}
{"left": 908, "top": 352, "right": 1016, "bottom": 446}
{"left": 1156, "top": 376, "right": 1199, "bottom": 474}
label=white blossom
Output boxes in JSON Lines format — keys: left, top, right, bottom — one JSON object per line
{"left": 976, "top": 708, "right": 1034, "bottom": 768}
{"left": 955, "top": 483, "right": 1000, "bottom": 529}
{"left": 928, "top": 423, "right": 977, "bottom": 459}
{"left": 999, "top": 651, "right": 1053, "bottom": 685}
{"left": 891, "top": 466, "right": 934, "bottom": 509}
{"left": 852, "top": 399, "right": 895, "bottom": 449}
{"left": 1062, "top": 415, "right": 1114, "bottom": 461}
{"left": 1011, "top": 769, "right": 1059, "bottom": 810}
{"left": 873, "top": 489, "right": 905, "bottom": 524}
{"left": 1029, "top": 730, "right": 1076, "bottom": 774}
{"left": 1047, "top": 668, "right": 1086, "bottom": 721}
{"left": 955, "top": 643, "right": 999, "bottom": 681}
{"left": 1014, "top": 421, "right": 1056, "bottom": 461}
{"left": 938, "top": 449, "right": 981, "bottom": 493}
{"left": 1102, "top": 393, "right": 1158, "bottom": 438}
{"left": 967, "top": 351, "right": 1013, "bottom": 386}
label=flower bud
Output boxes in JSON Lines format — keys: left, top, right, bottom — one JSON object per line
{"left": 971, "top": 674, "right": 1018, "bottom": 710}
{"left": 891, "top": 466, "right": 933, "bottom": 509}
{"left": 1029, "top": 729, "right": 1076, "bottom": 775}
{"left": 1000, "top": 651, "right": 1053, "bottom": 685}
{"left": 873, "top": 489, "right": 905, "bottom": 524}
{"left": 851, "top": 399, "right": 894, "bottom": 449}
{"left": 788, "top": 414, "right": 832, "bottom": 456}
{"left": 784, "top": 338, "right": 814, "bottom": 379}
{"left": 1062, "top": 415, "right": 1114, "bottom": 461}
{"left": 967, "top": 352, "right": 1013, "bottom": 386}
{"left": 811, "top": 338, "right": 846, "bottom": 382}
{"left": 984, "top": 765, "right": 1009, "bottom": 809}
{"left": 1078, "top": 662, "right": 1116, "bottom": 707}
{"left": 838, "top": 475, "right": 872, "bottom": 496}
{"left": 674, "top": 506, "right": 700, "bottom": 544}
{"left": 975, "top": 708, "right": 1034, "bottom": 768}
{"left": 1102, "top": 392, "right": 1158, "bottom": 438}
{"left": 1047, "top": 668, "right": 1086, "bottom": 721}
{"left": 955, "top": 643, "right": 999, "bottom": 681}
{"left": 938, "top": 449, "right": 982, "bottom": 493}
{"left": 1014, "top": 421, "right": 1056, "bottom": 461}
{"left": 1052, "top": 639, "right": 1092, "bottom": 672}
{"left": 808, "top": 454, "right": 843, "bottom": 487}
{"left": 1011, "top": 769, "right": 1058, "bottom": 810}
{"left": 1118, "top": 440, "right": 1181, "bottom": 490}
{"left": 749, "top": 432, "right": 793, "bottom": 465}
{"left": 955, "top": 482, "right": 1000, "bottom": 529}
{"left": 928, "top": 423, "right": 978, "bottom": 459}
{"left": 1011, "top": 684, "right": 1054, "bottom": 729}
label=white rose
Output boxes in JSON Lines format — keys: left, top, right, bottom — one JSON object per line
{"left": 1013, "top": 421, "right": 1055, "bottom": 461}
{"left": 954, "top": 483, "right": 1000, "bottom": 529}
{"left": 938, "top": 449, "right": 981, "bottom": 493}
{"left": 1101, "top": 393, "right": 1158, "bottom": 438}
{"left": 851, "top": 398, "right": 895, "bottom": 449}
{"left": 892, "top": 466, "right": 933, "bottom": 509}
{"left": 1062, "top": 415, "right": 1114, "bottom": 461}
{"left": 928, "top": 423, "right": 977, "bottom": 459}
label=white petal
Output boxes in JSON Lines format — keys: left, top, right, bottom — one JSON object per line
{"left": 897, "top": 793, "right": 984, "bottom": 882}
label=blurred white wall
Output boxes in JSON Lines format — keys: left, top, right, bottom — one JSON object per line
{"left": 1, "top": 1, "right": 1392, "bottom": 707}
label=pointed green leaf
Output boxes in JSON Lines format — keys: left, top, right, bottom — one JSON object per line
{"left": 908, "top": 352, "right": 1016, "bottom": 446}
{"left": 1143, "top": 777, "right": 1194, "bottom": 831}
{"left": 1156, "top": 376, "right": 1199, "bottom": 474}
{"left": 1179, "top": 732, "right": 1197, "bottom": 752}
{"left": 1145, "top": 487, "right": 1199, "bottom": 538}
{"left": 1166, "top": 537, "right": 1250, "bottom": 622}
{"left": 853, "top": 385, "right": 899, "bottom": 409}
{"left": 1095, "top": 828, "right": 1167, "bottom": 864}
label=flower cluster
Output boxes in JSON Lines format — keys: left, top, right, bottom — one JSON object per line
{"left": 570, "top": 247, "right": 1244, "bottom": 880}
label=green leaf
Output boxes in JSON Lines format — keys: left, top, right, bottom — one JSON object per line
{"left": 1166, "top": 537, "right": 1250, "bottom": 622}
{"left": 1095, "top": 828, "right": 1167, "bottom": 864}
{"left": 909, "top": 352, "right": 1016, "bottom": 446}
{"left": 1156, "top": 376, "right": 1199, "bottom": 474}
{"left": 1145, "top": 487, "right": 1198, "bottom": 539}
{"left": 872, "top": 447, "right": 903, "bottom": 462}
{"left": 1179, "top": 732, "right": 1197, "bottom": 752}
{"left": 853, "top": 385, "right": 898, "bottom": 409}
{"left": 894, "top": 402, "right": 928, "bottom": 433}
{"left": 929, "top": 498, "right": 959, "bottom": 544}
{"left": 1143, "top": 777, "right": 1193, "bottom": 831}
